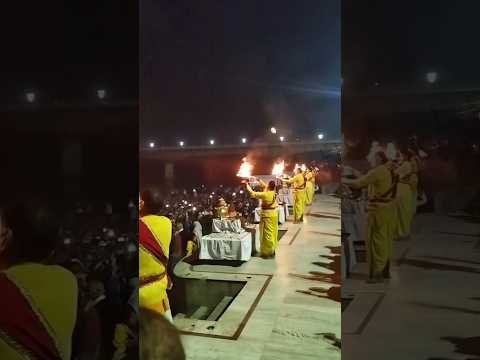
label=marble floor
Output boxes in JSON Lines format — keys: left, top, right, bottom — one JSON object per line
{"left": 177, "top": 195, "right": 342, "bottom": 360}
{"left": 342, "top": 213, "right": 480, "bottom": 360}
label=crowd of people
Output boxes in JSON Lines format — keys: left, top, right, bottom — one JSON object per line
{"left": 0, "top": 196, "right": 139, "bottom": 360}
{"left": 341, "top": 134, "right": 480, "bottom": 283}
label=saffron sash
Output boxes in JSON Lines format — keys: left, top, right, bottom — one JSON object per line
{"left": 0, "top": 273, "right": 61, "bottom": 360}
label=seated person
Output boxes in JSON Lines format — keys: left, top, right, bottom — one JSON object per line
{"left": 140, "top": 309, "right": 185, "bottom": 360}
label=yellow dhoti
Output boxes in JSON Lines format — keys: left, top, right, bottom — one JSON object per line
{"left": 348, "top": 162, "right": 397, "bottom": 278}
{"left": 259, "top": 209, "right": 278, "bottom": 256}
{"left": 365, "top": 203, "right": 396, "bottom": 276}
{"left": 411, "top": 190, "right": 418, "bottom": 216}
{"left": 305, "top": 181, "right": 314, "bottom": 205}
{"left": 395, "top": 183, "right": 413, "bottom": 239}
{"left": 293, "top": 189, "right": 306, "bottom": 222}
{"left": 246, "top": 185, "right": 279, "bottom": 257}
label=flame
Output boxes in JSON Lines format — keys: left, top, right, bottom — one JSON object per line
{"left": 237, "top": 157, "right": 253, "bottom": 178}
{"left": 272, "top": 160, "right": 285, "bottom": 176}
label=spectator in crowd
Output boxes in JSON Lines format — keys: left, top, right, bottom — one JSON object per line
{"left": 112, "top": 305, "right": 138, "bottom": 360}
{"left": 84, "top": 279, "right": 116, "bottom": 359}
{"left": 140, "top": 309, "right": 185, "bottom": 360}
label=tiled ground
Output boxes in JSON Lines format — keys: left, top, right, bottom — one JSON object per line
{"left": 342, "top": 213, "right": 480, "bottom": 360}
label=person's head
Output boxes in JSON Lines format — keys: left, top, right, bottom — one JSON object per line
{"left": 0, "top": 198, "right": 59, "bottom": 268}
{"left": 140, "top": 309, "right": 186, "bottom": 360}
{"left": 374, "top": 151, "right": 389, "bottom": 167}
{"left": 295, "top": 167, "right": 302, "bottom": 175}
{"left": 267, "top": 180, "right": 276, "bottom": 191}
{"left": 140, "top": 188, "right": 163, "bottom": 216}
{"left": 88, "top": 279, "right": 105, "bottom": 300}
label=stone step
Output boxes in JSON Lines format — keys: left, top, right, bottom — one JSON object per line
{"left": 190, "top": 306, "right": 210, "bottom": 320}
{"left": 206, "top": 296, "right": 233, "bottom": 321}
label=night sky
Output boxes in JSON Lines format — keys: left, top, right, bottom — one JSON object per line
{"left": 0, "top": 0, "right": 137, "bottom": 107}
{"left": 342, "top": 0, "right": 480, "bottom": 94}
{"left": 1, "top": 1, "right": 138, "bottom": 202}
{"left": 141, "top": 0, "right": 341, "bottom": 145}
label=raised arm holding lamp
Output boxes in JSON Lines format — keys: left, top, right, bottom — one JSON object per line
{"left": 282, "top": 168, "right": 307, "bottom": 223}
{"left": 246, "top": 179, "right": 278, "bottom": 259}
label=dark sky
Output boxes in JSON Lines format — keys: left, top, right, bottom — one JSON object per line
{"left": 141, "top": 0, "right": 341, "bottom": 145}
{"left": 0, "top": 0, "right": 138, "bottom": 107}
{"left": 342, "top": 0, "right": 480, "bottom": 93}
{"left": 0, "top": 1, "right": 138, "bottom": 202}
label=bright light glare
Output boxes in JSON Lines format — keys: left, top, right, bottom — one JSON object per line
{"left": 179, "top": 141, "right": 185, "bottom": 147}
{"left": 426, "top": 71, "right": 438, "bottom": 84}
{"left": 317, "top": 133, "right": 324, "bottom": 140}
{"left": 209, "top": 139, "right": 215, "bottom": 145}
{"left": 97, "top": 89, "right": 106, "bottom": 99}
{"left": 149, "top": 142, "right": 155, "bottom": 148}
{"left": 241, "top": 138, "right": 247, "bottom": 144}
{"left": 279, "top": 136, "right": 285, "bottom": 142}
{"left": 26, "top": 92, "right": 36, "bottom": 103}
{"left": 270, "top": 127, "right": 277, "bottom": 134}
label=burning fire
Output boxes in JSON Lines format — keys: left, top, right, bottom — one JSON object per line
{"left": 272, "top": 160, "right": 285, "bottom": 176}
{"left": 237, "top": 157, "right": 253, "bottom": 178}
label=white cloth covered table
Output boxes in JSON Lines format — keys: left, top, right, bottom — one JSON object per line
{"left": 199, "top": 231, "right": 252, "bottom": 261}
{"left": 212, "top": 218, "right": 242, "bottom": 233}
{"left": 254, "top": 206, "right": 286, "bottom": 224}
{"left": 341, "top": 198, "right": 367, "bottom": 270}
{"left": 244, "top": 224, "right": 260, "bottom": 255}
